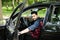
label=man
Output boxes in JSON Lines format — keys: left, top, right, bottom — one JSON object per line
{"left": 18, "top": 11, "right": 42, "bottom": 40}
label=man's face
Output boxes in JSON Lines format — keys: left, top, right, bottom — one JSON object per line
{"left": 32, "top": 13, "right": 38, "bottom": 20}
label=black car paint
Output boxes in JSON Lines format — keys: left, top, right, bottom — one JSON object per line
{"left": 17, "top": 2, "right": 60, "bottom": 40}
{"left": 0, "top": 2, "right": 60, "bottom": 40}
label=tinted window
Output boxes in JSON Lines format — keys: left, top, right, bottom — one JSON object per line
{"left": 45, "top": 6, "right": 60, "bottom": 32}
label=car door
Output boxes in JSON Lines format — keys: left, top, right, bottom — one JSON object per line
{"left": 3, "top": 3, "right": 24, "bottom": 40}
{"left": 42, "top": 4, "right": 60, "bottom": 40}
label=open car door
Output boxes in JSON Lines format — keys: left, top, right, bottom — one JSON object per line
{"left": 0, "top": 3, "right": 25, "bottom": 40}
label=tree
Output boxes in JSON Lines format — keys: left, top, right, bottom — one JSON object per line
{"left": 12, "top": 0, "right": 15, "bottom": 10}
{"left": 34, "top": 0, "right": 38, "bottom": 3}
{"left": 16, "top": 0, "right": 20, "bottom": 4}
{"left": 0, "top": 0, "right": 3, "bottom": 19}
{"left": 6, "top": 0, "right": 9, "bottom": 11}
{"left": 27, "top": 0, "right": 34, "bottom": 5}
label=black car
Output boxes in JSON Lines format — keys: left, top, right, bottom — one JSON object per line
{"left": 16, "top": 2, "right": 60, "bottom": 40}
{"left": 0, "top": 2, "right": 60, "bottom": 40}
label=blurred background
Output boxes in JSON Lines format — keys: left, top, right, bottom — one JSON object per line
{"left": 0, "top": 0, "right": 60, "bottom": 19}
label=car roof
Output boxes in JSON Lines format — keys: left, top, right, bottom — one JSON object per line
{"left": 35, "top": 2, "right": 60, "bottom": 6}
{"left": 22, "top": 2, "right": 60, "bottom": 12}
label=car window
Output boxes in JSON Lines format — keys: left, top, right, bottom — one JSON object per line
{"left": 51, "top": 7, "right": 60, "bottom": 32}
{"left": 45, "top": 6, "right": 60, "bottom": 32}
{"left": 51, "top": 7, "right": 60, "bottom": 23}
{"left": 21, "top": 8, "right": 47, "bottom": 18}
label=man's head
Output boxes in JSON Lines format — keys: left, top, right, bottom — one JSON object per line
{"left": 31, "top": 11, "right": 38, "bottom": 20}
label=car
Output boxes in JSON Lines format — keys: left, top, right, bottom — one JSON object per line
{"left": 0, "top": 2, "right": 60, "bottom": 40}
{"left": 16, "top": 2, "right": 60, "bottom": 40}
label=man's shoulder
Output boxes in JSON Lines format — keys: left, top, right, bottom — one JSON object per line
{"left": 37, "top": 17, "right": 43, "bottom": 21}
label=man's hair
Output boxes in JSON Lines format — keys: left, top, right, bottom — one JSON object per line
{"left": 31, "top": 11, "right": 37, "bottom": 15}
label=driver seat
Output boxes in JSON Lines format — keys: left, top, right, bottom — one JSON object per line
{"left": 30, "top": 20, "right": 43, "bottom": 40}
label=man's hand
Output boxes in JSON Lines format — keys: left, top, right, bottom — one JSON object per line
{"left": 18, "top": 32, "right": 21, "bottom": 35}
{"left": 18, "top": 28, "right": 30, "bottom": 36}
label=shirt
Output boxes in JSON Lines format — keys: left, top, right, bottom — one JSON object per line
{"left": 28, "top": 18, "right": 41, "bottom": 31}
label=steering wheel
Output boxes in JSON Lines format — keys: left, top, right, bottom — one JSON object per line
{"left": 18, "top": 17, "right": 29, "bottom": 31}
{"left": 22, "top": 17, "right": 29, "bottom": 27}
{"left": 20, "top": 17, "right": 29, "bottom": 27}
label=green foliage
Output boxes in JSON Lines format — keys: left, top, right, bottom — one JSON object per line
{"left": 2, "top": 7, "right": 12, "bottom": 17}
{"left": 2, "top": 0, "right": 59, "bottom": 17}
{"left": 2, "top": 0, "right": 12, "bottom": 6}
{"left": 38, "top": 9, "right": 46, "bottom": 17}
{"left": 28, "top": 0, "right": 34, "bottom": 5}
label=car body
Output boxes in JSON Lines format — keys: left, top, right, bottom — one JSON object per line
{"left": 0, "top": 2, "right": 60, "bottom": 40}
{"left": 17, "top": 2, "right": 60, "bottom": 40}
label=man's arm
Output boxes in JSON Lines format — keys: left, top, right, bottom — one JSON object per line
{"left": 18, "top": 28, "right": 30, "bottom": 35}
{"left": 18, "top": 20, "right": 40, "bottom": 35}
